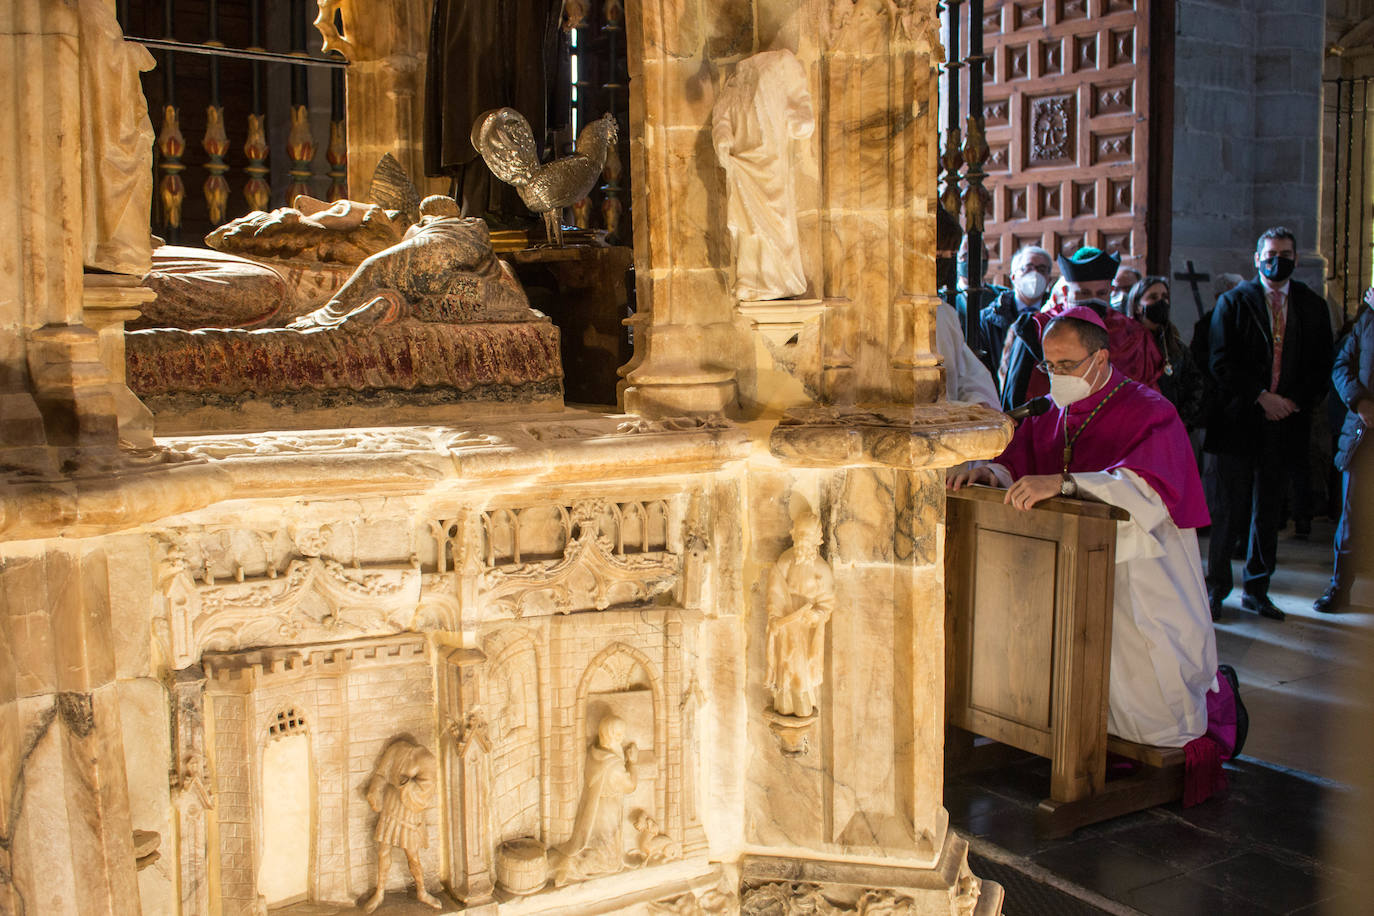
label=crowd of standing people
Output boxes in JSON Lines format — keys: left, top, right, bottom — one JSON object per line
{"left": 942, "top": 227, "right": 1371, "bottom": 620}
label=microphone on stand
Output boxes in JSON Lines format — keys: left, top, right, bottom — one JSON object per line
{"left": 1007, "top": 396, "right": 1052, "bottom": 421}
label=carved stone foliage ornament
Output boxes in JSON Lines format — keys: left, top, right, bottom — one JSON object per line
{"left": 476, "top": 499, "right": 682, "bottom": 618}
{"left": 741, "top": 882, "right": 956, "bottom": 916}
{"left": 160, "top": 544, "right": 427, "bottom": 668}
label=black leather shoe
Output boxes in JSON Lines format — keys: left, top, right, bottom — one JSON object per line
{"left": 1314, "top": 585, "right": 1348, "bottom": 613}
{"left": 1209, "top": 596, "right": 1224, "bottom": 621}
{"left": 1242, "top": 594, "right": 1285, "bottom": 620}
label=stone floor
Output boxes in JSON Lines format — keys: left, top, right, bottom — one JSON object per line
{"left": 948, "top": 519, "right": 1374, "bottom": 916}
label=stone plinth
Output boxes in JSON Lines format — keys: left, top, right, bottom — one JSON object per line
{"left": 1, "top": 403, "right": 1005, "bottom": 914}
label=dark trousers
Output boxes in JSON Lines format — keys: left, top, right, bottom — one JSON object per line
{"left": 1331, "top": 442, "right": 1371, "bottom": 592}
{"left": 1207, "top": 435, "right": 1286, "bottom": 600}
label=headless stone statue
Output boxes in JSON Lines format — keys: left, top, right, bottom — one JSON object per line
{"left": 79, "top": 0, "right": 156, "bottom": 275}
{"left": 712, "top": 50, "right": 816, "bottom": 301}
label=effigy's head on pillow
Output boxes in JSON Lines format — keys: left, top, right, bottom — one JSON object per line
{"left": 206, "top": 195, "right": 410, "bottom": 265}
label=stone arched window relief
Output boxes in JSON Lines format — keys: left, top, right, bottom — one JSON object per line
{"left": 482, "top": 509, "right": 519, "bottom": 565}
{"left": 514, "top": 505, "right": 571, "bottom": 561}
{"left": 260, "top": 707, "right": 313, "bottom": 908}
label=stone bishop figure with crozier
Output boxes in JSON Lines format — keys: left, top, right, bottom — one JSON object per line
{"left": 763, "top": 500, "right": 835, "bottom": 754}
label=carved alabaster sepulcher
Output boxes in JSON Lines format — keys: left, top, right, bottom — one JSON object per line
{"left": 0, "top": 0, "right": 1015, "bottom": 915}
{"left": 126, "top": 195, "right": 564, "bottom": 434}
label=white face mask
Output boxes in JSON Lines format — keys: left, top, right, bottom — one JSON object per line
{"left": 1048, "top": 354, "right": 1103, "bottom": 408}
{"left": 1014, "top": 271, "right": 1048, "bottom": 302}
{"left": 1049, "top": 373, "right": 1093, "bottom": 408}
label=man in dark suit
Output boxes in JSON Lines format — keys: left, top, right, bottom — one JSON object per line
{"left": 1205, "top": 228, "right": 1335, "bottom": 620}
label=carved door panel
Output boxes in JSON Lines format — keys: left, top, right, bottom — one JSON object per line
{"left": 978, "top": 0, "right": 1160, "bottom": 280}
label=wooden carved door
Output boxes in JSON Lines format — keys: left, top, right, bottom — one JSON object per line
{"left": 974, "top": 0, "right": 1170, "bottom": 281}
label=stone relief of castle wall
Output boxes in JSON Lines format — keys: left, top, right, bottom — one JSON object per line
{"left": 145, "top": 480, "right": 719, "bottom": 911}
{"left": 203, "top": 638, "right": 437, "bottom": 911}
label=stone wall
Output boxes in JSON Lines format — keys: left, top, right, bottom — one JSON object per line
{"left": 1170, "top": 0, "right": 1328, "bottom": 330}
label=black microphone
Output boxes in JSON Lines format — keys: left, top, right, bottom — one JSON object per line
{"left": 1007, "top": 396, "right": 1052, "bottom": 421}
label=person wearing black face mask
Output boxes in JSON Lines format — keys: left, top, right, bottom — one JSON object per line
{"left": 1203, "top": 227, "right": 1335, "bottom": 621}
{"left": 1127, "top": 276, "right": 1205, "bottom": 430}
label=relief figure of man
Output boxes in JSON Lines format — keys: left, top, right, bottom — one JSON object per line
{"left": 764, "top": 506, "right": 834, "bottom": 718}
{"left": 553, "top": 714, "right": 639, "bottom": 885}
{"left": 364, "top": 737, "right": 441, "bottom": 912}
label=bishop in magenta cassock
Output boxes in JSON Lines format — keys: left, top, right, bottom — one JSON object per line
{"left": 951, "top": 308, "right": 1228, "bottom": 778}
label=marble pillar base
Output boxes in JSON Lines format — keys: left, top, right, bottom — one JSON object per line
{"left": 741, "top": 833, "right": 1003, "bottom": 916}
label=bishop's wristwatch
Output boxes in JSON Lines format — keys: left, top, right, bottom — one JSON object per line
{"left": 1060, "top": 472, "right": 1078, "bottom": 497}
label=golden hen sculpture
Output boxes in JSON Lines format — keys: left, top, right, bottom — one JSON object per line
{"left": 473, "top": 108, "right": 619, "bottom": 247}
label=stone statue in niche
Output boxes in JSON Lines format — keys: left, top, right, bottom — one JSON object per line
{"left": 764, "top": 501, "right": 834, "bottom": 719}
{"left": 79, "top": 0, "right": 157, "bottom": 275}
{"left": 551, "top": 714, "right": 639, "bottom": 885}
{"left": 711, "top": 50, "right": 816, "bottom": 302}
{"left": 364, "top": 737, "right": 442, "bottom": 912}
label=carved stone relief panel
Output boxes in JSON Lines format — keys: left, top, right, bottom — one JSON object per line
{"left": 159, "top": 540, "right": 427, "bottom": 668}
{"left": 484, "top": 632, "right": 544, "bottom": 846}
{"left": 491, "top": 609, "right": 705, "bottom": 893}
{"left": 433, "top": 495, "right": 702, "bottom": 623}
{"left": 202, "top": 638, "right": 436, "bottom": 911}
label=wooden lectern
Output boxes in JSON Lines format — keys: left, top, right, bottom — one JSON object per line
{"left": 945, "top": 486, "right": 1185, "bottom": 836}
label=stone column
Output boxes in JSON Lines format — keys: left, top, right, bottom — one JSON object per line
{"left": 620, "top": 1, "right": 946, "bottom": 419}
{"left": 0, "top": 546, "right": 143, "bottom": 915}
{"left": 322, "top": 0, "right": 448, "bottom": 201}
{"left": 0, "top": 0, "right": 158, "bottom": 459}
{"left": 170, "top": 668, "right": 214, "bottom": 916}
{"left": 440, "top": 647, "right": 494, "bottom": 905}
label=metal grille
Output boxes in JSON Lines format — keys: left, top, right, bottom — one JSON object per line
{"left": 566, "top": 0, "right": 632, "bottom": 246}
{"left": 117, "top": 0, "right": 348, "bottom": 245}
{"left": 1326, "top": 76, "right": 1373, "bottom": 320}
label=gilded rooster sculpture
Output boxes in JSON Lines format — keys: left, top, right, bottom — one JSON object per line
{"left": 472, "top": 108, "right": 618, "bottom": 247}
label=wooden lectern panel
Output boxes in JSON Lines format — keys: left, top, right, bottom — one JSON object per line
{"left": 945, "top": 486, "right": 1125, "bottom": 802}
{"left": 969, "top": 529, "right": 1058, "bottom": 732}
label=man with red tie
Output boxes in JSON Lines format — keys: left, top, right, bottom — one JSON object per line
{"left": 1204, "top": 228, "right": 1334, "bottom": 621}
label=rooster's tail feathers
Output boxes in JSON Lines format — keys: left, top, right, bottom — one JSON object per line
{"left": 473, "top": 107, "right": 540, "bottom": 187}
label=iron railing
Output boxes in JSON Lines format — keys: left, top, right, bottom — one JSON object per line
{"left": 566, "top": 0, "right": 632, "bottom": 246}
{"left": 118, "top": 0, "right": 347, "bottom": 245}
{"left": 1327, "top": 76, "right": 1373, "bottom": 319}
